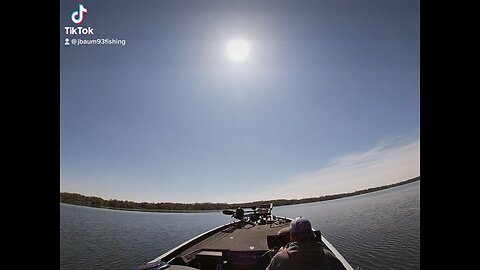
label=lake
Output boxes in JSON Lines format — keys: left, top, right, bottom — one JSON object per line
{"left": 60, "top": 180, "right": 419, "bottom": 270}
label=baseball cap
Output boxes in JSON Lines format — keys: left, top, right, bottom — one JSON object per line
{"left": 290, "top": 217, "right": 316, "bottom": 238}
{"left": 277, "top": 226, "right": 291, "bottom": 236}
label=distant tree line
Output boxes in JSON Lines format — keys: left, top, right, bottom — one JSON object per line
{"left": 60, "top": 176, "right": 419, "bottom": 212}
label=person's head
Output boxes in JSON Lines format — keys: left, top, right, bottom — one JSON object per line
{"left": 277, "top": 226, "right": 291, "bottom": 237}
{"left": 289, "top": 217, "right": 315, "bottom": 242}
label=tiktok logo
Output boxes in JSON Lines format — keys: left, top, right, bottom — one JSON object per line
{"left": 71, "top": 4, "right": 88, "bottom": 24}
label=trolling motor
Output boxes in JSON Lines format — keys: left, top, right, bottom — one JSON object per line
{"left": 222, "top": 207, "right": 248, "bottom": 220}
{"left": 222, "top": 204, "right": 274, "bottom": 225}
{"left": 222, "top": 207, "right": 257, "bottom": 225}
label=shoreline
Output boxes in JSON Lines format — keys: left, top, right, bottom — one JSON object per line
{"left": 59, "top": 203, "right": 220, "bottom": 213}
{"left": 60, "top": 176, "right": 419, "bottom": 213}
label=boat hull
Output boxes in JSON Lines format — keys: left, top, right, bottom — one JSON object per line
{"left": 140, "top": 215, "right": 353, "bottom": 270}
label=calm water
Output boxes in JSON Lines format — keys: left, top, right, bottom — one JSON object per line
{"left": 60, "top": 181, "right": 420, "bottom": 270}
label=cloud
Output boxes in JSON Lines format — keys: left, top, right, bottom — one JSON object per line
{"left": 255, "top": 133, "right": 420, "bottom": 201}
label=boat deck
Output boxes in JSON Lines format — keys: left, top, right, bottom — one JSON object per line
{"left": 141, "top": 210, "right": 354, "bottom": 270}
{"left": 180, "top": 221, "right": 290, "bottom": 257}
{"left": 169, "top": 220, "right": 291, "bottom": 270}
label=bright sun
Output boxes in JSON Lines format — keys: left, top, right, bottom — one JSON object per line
{"left": 227, "top": 39, "right": 250, "bottom": 62}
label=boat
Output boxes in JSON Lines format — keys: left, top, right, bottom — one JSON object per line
{"left": 136, "top": 203, "right": 354, "bottom": 270}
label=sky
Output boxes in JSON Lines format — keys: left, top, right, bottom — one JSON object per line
{"left": 60, "top": 0, "right": 420, "bottom": 203}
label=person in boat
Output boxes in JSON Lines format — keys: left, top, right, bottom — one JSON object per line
{"left": 266, "top": 217, "right": 347, "bottom": 270}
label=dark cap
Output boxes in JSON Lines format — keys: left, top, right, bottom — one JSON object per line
{"left": 277, "top": 226, "right": 291, "bottom": 236}
{"left": 290, "top": 217, "right": 315, "bottom": 238}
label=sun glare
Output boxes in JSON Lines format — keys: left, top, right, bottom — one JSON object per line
{"left": 227, "top": 39, "right": 250, "bottom": 62}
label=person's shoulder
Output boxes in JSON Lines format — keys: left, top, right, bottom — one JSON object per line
{"left": 322, "top": 248, "right": 347, "bottom": 270}
{"left": 272, "top": 249, "right": 290, "bottom": 261}
{"left": 267, "top": 250, "right": 290, "bottom": 269}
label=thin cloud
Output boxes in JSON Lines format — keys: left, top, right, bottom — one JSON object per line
{"left": 254, "top": 133, "right": 420, "bottom": 201}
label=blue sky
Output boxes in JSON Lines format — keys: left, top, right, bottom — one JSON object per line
{"left": 60, "top": 0, "right": 419, "bottom": 203}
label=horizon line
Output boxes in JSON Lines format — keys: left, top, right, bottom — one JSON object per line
{"left": 60, "top": 175, "right": 419, "bottom": 207}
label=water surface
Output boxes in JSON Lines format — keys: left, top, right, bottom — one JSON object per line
{"left": 60, "top": 181, "right": 419, "bottom": 269}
